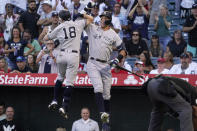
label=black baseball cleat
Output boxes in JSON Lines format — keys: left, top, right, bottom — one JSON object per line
{"left": 59, "top": 107, "right": 69, "bottom": 119}
{"left": 48, "top": 100, "right": 58, "bottom": 111}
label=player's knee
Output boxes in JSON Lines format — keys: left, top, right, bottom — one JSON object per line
{"left": 103, "top": 94, "right": 111, "bottom": 100}
{"left": 57, "top": 76, "right": 64, "bottom": 82}
{"left": 66, "top": 81, "right": 74, "bottom": 87}
{"left": 94, "top": 88, "right": 103, "bottom": 94}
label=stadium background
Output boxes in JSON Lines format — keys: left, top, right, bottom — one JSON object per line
{"left": 0, "top": 86, "right": 180, "bottom": 131}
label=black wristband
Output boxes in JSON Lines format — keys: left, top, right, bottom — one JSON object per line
{"left": 78, "top": 13, "right": 84, "bottom": 18}
{"left": 117, "top": 54, "right": 124, "bottom": 61}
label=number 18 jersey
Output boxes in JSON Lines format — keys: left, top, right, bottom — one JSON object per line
{"left": 48, "top": 19, "right": 86, "bottom": 51}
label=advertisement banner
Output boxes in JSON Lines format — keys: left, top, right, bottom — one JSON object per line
{"left": 0, "top": 73, "right": 197, "bottom": 87}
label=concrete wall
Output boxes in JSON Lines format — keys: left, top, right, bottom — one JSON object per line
{"left": 0, "top": 87, "right": 180, "bottom": 131}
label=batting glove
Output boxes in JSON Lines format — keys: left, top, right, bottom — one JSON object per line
{"left": 110, "top": 58, "right": 119, "bottom": 67}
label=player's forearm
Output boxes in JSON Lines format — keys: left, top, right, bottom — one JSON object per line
{"left": 83, "top": 14, "right": 94, "bottom": 24}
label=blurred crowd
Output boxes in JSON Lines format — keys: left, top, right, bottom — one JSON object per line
{"left": 0, "top": 0, "right": 197, "bottom": 75}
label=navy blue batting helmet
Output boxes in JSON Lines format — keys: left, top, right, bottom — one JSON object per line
{"left": 59, "top": 10, "right": 71, "bottom": 21}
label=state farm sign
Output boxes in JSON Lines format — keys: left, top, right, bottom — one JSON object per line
{"left": 0, "top": 73, "right": 196, "bottom": 87}
{"left": 0, "top": 75, "right": 48, "bottom": 85}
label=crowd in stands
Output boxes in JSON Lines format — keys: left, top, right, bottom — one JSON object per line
{"left": 0, "top": 0, "right": 197, "bottom": 75}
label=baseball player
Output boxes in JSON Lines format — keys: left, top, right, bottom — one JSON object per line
{"left": 85, "top": 11, "right": 127, "bottom": 130}
{"left": 44, "top": 10, "right": 93, "bottom": 119}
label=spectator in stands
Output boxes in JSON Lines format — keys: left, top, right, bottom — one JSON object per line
{"left": 0, "top": 3, "right": 20, "bottom": 41}
{"left": 38, "top": 11, "right": 59, "bottom": 45}
{"left": 139, "top": 52, "right": 155, "bottom": 73}
{"left": 0, "top": 33, "right": 6, "bottom": 57}
{"left": 56, "top": 126, "right": 66, "bottom": 131}
{"left": 169, "top": 53, "right": 197, "bottom": 74}
{"left": 180, "top": 0, "right": 195, "bottom": 19}
{"left": 149, "top": 58, "right": 169, "bottom": 74}
{"left": 166, "top": 30, "right": 187, "bottom": 57}
{"left": 125, "top": 30, "right": 148, "bottom": 57}
{"left": 23, "top": 29, "right": 41, "bottom": 57}
{"left": 0, "top": 102, "right": 6, "bottom": 121}
{"left": 154, "top": 4, "right": 171, "bottom": 53}
{"left": 187, "top": 51, "right": 197, "bottom": 67}
{"left": 99, "top": 0, "right": 111, "bottom": 16}
{"left": 27, "top": 54, "right": 38, "bottom": 73}
{"left": 113, "top": 3, "right": 130, "bottom": 41}
{"left": 183, "top": 4, "right": 197, "bottom": 57}
{"left": 0, "top": 57, "right": 11, "bottom": 73}
{"left": 149, "top": 0, "right": 167, "bottom": 24}
{"left": 149, "top": 35, "right": 162, "bottom": 57}
{"left": 11, "top": 56, "right": 32, "bottom": 73}
{"left": 68, "top": 0, "right": 85, "bottom": 21}
{"left": 0, "top": 106, "right": 21, "bottom": 131}
{"left": 52, "top": 0, "right": 71, "bottom": 12}
{"left": 111, "top": 10, "right": 121, "bottom": 34}
{"left": 71, "top": 107, "right": 99, "bottom": 131}
{"left": 36, "top": 40, "right": 58, "bottom": 73}
{"left": 91, "top": 4, "right": 100, "bottom": 25}
{"left": 18, "top": 0, "right": 40, "bottom": 39}
{"left": 4, "top": 26, "right": 34, "bottom": 69}
{"left": 163, "top": 51, "right": 174, "bottom": 70}
{"left": 133, "top": 60, "right": 147, "bottom": 74}
{"left": 128, "top": 1, "right": 149, "bottom": 40}
{"left": 37, "top": 0, "right": 53, "bottom": 27}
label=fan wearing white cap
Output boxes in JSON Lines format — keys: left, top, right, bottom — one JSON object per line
{"left": 37, "top": 0, "right": 53, "bottom": 27}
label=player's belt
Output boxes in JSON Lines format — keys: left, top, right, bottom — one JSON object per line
{"left": 60, "top": 49, "right": 78, "bottom": 53}
{"left": 90, "top": 57, "right": 107, "bottom": 63}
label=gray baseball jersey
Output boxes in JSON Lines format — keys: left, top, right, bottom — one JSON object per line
{"left": 85, "top": 24, "right": 122, "bottom": 61}
{"left": 85, "top": 24, "right": 122, "bottom": 100}
{"left": 48, "top": 19, "right": 86, "bottom": 51}
{"left": 47, "top": 19, "right": 86, "bottom": 85}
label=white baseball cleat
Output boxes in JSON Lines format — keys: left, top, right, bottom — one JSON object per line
{"left": 48, "top": 100, "right": 58, "bottom": 111}
{"left": 101, "top": 112, "right": 110, "bottom": 123}
{"left": 59, "top": 107, "right": 68, "bottom": 119}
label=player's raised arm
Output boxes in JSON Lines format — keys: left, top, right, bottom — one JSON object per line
{"left": 83, "top": 14, "right": 94, "bottom": 25}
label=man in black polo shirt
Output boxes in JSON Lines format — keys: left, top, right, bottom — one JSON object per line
{"left": 18, "top": 0, "right": 40, "bottom": 39}
{"left": 183, "top": 3, "right": 197, "bottom": 57}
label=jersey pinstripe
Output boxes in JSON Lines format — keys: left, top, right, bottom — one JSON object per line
{"left": 85, "top": 24, "right": 122, "bottom": 61}
{"left": 48, "top": 19, "right": 86, "bottom": 51}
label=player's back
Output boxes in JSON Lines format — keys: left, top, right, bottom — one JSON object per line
{"left": 56, "top": 19, "right": 86, "bottom": 51}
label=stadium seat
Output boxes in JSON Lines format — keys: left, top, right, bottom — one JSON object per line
{"left": 148, "top": 31, "right": 156, "bottom": 40}
{"left": 125, "top": 57, "right": 139, "bottom": 68}
{"left": 151, "top": 57, "right": 158, "bottom": 68}
{"left": 148, "top": 24, "right": 155, "bottom": 31}
{"left": 173, "top": 57, "right": 180, "bottom": 64}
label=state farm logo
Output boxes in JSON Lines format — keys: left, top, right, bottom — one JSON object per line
{"left": 62, "top": 75, "right": 118, "bottom": 85}
{"left": 124, "top": 75, "right": 138, "bottom": 85}
{"left": 0, "top": 74, "right": 48, "bottom": 85}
